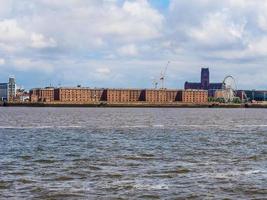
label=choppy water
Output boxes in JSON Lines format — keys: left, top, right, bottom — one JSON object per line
{"left": 0, "top": 107, "right": 267, "bottom": 199}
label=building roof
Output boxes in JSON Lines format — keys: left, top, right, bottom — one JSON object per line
{"left": 30, "top": 87, "right": 55, "bottom": 91}
{"left": 184, "top": 89, "right": 208, "bottom": 92}
{"left": 184, "top": 82, "right": 202, "bottom": 89}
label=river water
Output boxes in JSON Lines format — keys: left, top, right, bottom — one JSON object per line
{"left": 0, "top": 108, "right": 266, "bottom": 199}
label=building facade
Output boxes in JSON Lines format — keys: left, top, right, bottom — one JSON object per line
{"left": 30, "top": 87, "right": 55, "bottom": 102}
{"left": 145, "top": 89, "right": 165, "bottom": 103}
{"left": 29, "top": 87, "right": 208, "bottom": 104}
{"left": 54, "top": 87, "right": 106, "bottom": 103}
{"left": 0, "top": 83, "right": 8, "bottom": 101}
{"left": 242, "top": 90, "right": 267, "bottom": 102}
{"left": 0, "top": 77, "right": 17, "bottom": 102}
{"left": 165, "top": 90, "right": 178, "bottom": 103}
{"left": 8, "top": 77, "right": 16, "bottom": 101}
{"left": 145, "top": 89, "right": 182, "bottom": 103}
{"left": 185, "top": 68, "right": 223, "bottom": 97}
{"left": 15, "top": 90, "right": 30, "bottom": 102}
{"left": 214, "top": 90, "right": 225, "bottom": 99}
{"left": 107, "top": 89, "right": 145, "bottom": 103}
{"left": 177, "top": 90, "right": 208, "bottom": 103}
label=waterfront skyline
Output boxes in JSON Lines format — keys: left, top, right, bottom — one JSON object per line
{"left": 1, "top": 0, "right": 267, "bottom": 90}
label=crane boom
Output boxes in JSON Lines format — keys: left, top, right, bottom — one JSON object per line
{"left": 162, "top": 61, "right": 170, "bottom": 77}
{"left": 160, "top": 61, "right": 170, "bottom": 89}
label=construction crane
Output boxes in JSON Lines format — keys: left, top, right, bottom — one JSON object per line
{"left": 159, "top": 61, "right": 170, "bottom": 89}
{"left": 152, "top": 78, "right": 158, "bottom": 89}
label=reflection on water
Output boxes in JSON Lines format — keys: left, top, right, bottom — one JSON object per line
{"left": 0, "top": 107, "right": 267, "bottom": 199}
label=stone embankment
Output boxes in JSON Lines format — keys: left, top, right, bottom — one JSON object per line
{"left": 1, "top": 102, "right": 267, "bottom": 108}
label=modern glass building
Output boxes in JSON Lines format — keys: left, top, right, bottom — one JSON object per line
{"left": 0, "top": 83, "right": 8, "bottom": 101}
{"left": 244, "top": 90, "right": 267, "bottom": 101}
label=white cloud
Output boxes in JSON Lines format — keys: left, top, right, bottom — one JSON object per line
{"left": 169, "top": 0, "right": 267, "bottom": 59}
{"left": 188, "top": 11, "right": 246, "bottom": 48}
{"left": 30, "top": 33, "right": 57, "bottom": 49}
{"left": 0, "top": 1, "right": 13, "bottom": 17}
{"left": 247, "top": 37, "right": 267, "bottom": 56}
{"left": 117, "top": 44, "right": 138, "bottom": 56}
{"left": 96, "top": 67, "right": 111, "bottom": 75}
{"left": 94, "top": 67, "right": 112, "bottom": 81}
{"left": 119, "top": 0, "right": 164, "bottom": 39}
{"left": 0, "top": 19, "right": 27, "bottom": 42}
{"left": 27, "top": 0, "right": 164, "bottom": 45}
{"left": 0, "top": 58, "right": 5, "bottom": 65}
{"left": 257, "top": 2, "right": 267, "bottom": 32}
{"left": 0, "top": 19, "right": 57, "bottom": 53}
{"left": 13, "top": 58, "right": 54, "bottom": 73}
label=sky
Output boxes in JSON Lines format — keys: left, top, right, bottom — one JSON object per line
{"left": 0, "top": 0, "right": 267, "bottom": 90}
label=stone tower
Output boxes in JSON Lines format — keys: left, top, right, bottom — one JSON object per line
{"left": 201, "top": 68, "right": 210, "bottom": 90}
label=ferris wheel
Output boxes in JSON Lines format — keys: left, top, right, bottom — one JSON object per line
{"left": 222, "top": 75, "right": 237, "bottom": 102}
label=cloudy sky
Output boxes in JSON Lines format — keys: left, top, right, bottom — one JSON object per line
{"left": 0, "top": 0, "right": 267, "bottom": 90}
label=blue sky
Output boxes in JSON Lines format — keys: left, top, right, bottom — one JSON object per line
{"left": 149, "top": 0, "right": 170, "bottom": 9}
{"left": 0, "top": 0, "right": 267, "bottom": 90}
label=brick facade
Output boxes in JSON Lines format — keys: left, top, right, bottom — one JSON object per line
{"left": 145, "top": 90, "right": 182, "bottom": 103}
{"left": 145, "top": 89, "right": 167, "bottom": 103}
{"left": 177, "top": 90, "right": 208, "bottom": 103}
{"left": 29, "top": 87, "right": 208, "bottom": 104}
{"left": 166, "top": 90, "right": 180, "bottom": 102}
{"left": 54, "top": 88, "right": 106, "bottom": 102}
{"left": 107, "top": 89, "right": 145, "bottom": 103}
{"left": 29, "top": 88, "right": 54, "bottom": 102}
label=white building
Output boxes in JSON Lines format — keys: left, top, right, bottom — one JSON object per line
{"left": 0, "top": 76, "right": 17, "bottom": 102}
{"left": 8, "top": 76, "right": 16, "bottom": 100}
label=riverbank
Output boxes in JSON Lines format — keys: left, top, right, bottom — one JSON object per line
{"left": 1, "top": 102, "right": 267, "bottom": 108}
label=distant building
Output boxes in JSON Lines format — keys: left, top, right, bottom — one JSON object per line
{"left": 107, "top": 89, "right": 145, "bottom": 103}
{"left": 214, "top": 90, "right": 225, "bottom": 99}
{"left": 29, "top": 86, "right": 208, "bottom": 104}
{"left": 0, "top": 83, "right": 8, "bottom": 101}
{"left": 177, "top": 90, "right": 208, "bottom": 103}
{"left": 242, "top": 90, "right": 267, "bottom": 102}
{"left": 15, "top": 89, "right": 30, "bottom": 102}
{"left": 54, "top": 87, "right": 107, "bottom": 103}
{"left": 29, "top": 87, "right": 55, "bottom": 102}
{"left": 185, "top": 68, "right": 223, "bottom": 97}
{"left": 8, "top": 76, "right": 16, "bottom": 101}
{"left": 0, "top": 76, "right": 17, "bottom": 102}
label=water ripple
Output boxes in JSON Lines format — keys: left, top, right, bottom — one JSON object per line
{"left": 0, "top": 108, "right": 267, "bottom": 199}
